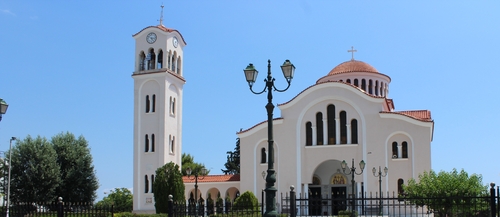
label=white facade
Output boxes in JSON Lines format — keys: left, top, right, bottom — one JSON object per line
{"left": 132, "top": 24, "right": 187, "bottom": 213}
{"left": 184, "top": 59, "right": 434, "bottom": 216}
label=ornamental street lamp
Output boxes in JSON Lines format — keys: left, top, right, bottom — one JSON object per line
{"left": 0, "top": 98, "right": 9, "bottom": 122}
{"left": 6, "top": 137, "right": 16, "bottom": 217}
{"left": 186, "top": 167, "right": 207, "bottom": 217}
{"left": 341, "top": 159, "right": 365, "bottom": 217}
{"left": 243, "top": 59, "right": 295, "bottom": 217}
{"left": 372, "top": 166, "right": 388, "bottom": 216}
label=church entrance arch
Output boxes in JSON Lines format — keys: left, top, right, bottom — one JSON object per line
{"left": 309, "top": 159, "right": 349, "bottom": 216}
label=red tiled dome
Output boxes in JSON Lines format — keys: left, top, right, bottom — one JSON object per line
{"left": 328, "top": 60, "right": 378, "bottom": 75}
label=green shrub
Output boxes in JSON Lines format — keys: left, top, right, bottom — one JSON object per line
{"left": 233, "top": 191, "right": 258, "bottom": 211}
{"left": 338, "top": 210, "right": 357, "bottom": 217}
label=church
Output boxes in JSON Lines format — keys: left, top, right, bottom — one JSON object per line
{"left": 130, "top": 20, "right": 434, "bottom": 214}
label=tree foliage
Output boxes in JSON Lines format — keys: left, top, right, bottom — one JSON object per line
{"left": 181, "top": 153, "right": 208, "bottom": 175}
{"left": 403, "top": 168, "right": 488, "bottom": 217}
{"left": 221, "top": 138, "right": 240, "bottom": 175}
{"left": 95, "top": 188, "right": 133, "bottom": 212}
{"left": 153, "top": 162, "right": 185, "bottom": 214}
{"left": 9, "top": 135, "right": 61, "bottom": 203}
{"left": 5, "top": 133, "right": 99, "bottom": 203}
{"left": 233, "top": 191, "right": 258, "bottom": 210}
{"left": 52, "top": 132, "right": 98, "bottom": 202}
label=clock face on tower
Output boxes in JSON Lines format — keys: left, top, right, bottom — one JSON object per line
{"left": 173, "top": 36, "right": 178, "bottom": 48}
{"left": 146, "top": 32, "right": 157, "bottom": 44}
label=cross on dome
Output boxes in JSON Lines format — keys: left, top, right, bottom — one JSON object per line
{"left": 348, "top": 46, "right": 357, "bottom": 60}
{"left": 159, "top": 4, "right": 164, "bottom": 26}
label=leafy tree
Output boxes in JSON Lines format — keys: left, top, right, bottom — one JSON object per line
{"left": 181, "top": 153, "right": 209, "bottom": 175}
{"left": 153, "top": 162, "right": 185, "bottom": 214}
{"left": 403, "top": 168, "right": 488, "bottom": 217}
{"left": 8, "top": 136, "right": 61, "bottom": 203}
{"left": 233, "top": 191, "right": 258, "bottom": 210}
{"left": 96, "top": 188, "right": 133, "bottom": 212}
{"left": 221, "top": 138, "right": 240, "bottom": 175}
{"left": 52, "top": 132, "right": 98, "bottom": 203}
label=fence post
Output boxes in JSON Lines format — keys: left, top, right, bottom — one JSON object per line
{"left": 290, "top": 186, "right": 296, "bottom": 217}
{"left": 168, "top": 195, "right": 173, "bottom": 217}
{"left": 262, "top": 189, "right": 264, "bottom": 216}
{"left": 491, "top": 183, "right": 496, "bottom": 217}
{"left": 57, "top": 197, "right": 64, "bottom": 217}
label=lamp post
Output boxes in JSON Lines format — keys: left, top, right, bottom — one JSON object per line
{"left": 243, "top": 59, "right": 295, "bottom": 217}
{"left": 186, "top": 167, "right": 207, "bottom": 217}
{"left": 372, "top": 166, "right": 388, "bottom": 216}
{"left": 6, "top": 137, "right": 16, "bottom": 217}
{"left": 341, "top": 159, "right": 365, "bottom": 217}
{"left": 0, "top": 98, "right": 9, "bottom": 122}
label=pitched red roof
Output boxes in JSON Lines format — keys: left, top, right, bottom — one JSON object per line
{"left": 183, "top": 174, "right": 240, "bottom": 183}
{"left": 236, "top": 118, "right": 283, "bottom": 134}
{"left": 380, "top": 110, "right": 432, "bottom": 122}
{"left": 133, "top": 25, "right": 187, "bottom": 45}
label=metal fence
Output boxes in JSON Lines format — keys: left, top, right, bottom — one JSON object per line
{"left": 168, "top": 184, "right": 499, "bottom": 217}
{"left": 280, "top": 184, "right": 499, "bottom": 217}
{"left": 3, "top": 199, "right": 114, "bottom": 217}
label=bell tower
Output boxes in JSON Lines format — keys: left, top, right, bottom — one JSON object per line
{"left": 131, "top": 7, "right": 186, "bottom": 212}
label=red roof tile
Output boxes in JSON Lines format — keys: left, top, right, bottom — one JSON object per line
{"left": 133, "top": 25, "right": 187, "bottom": 45}
{"left": 183, "top": 174, "right": 240, "bottom": 183}
{"left": 237, "top": 118, "right": 283, "bottom": 134}
{"left": 380, "top": 110, "right": 432, "bottom": 122}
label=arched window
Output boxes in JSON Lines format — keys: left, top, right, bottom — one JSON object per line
{"left": 339, "top": 79, "right": 343, "bottom": 82}
{"left": 172, "top": 52, "right": 177, "bottom": 72}
{"left": 167, "top": 51, "right": 172, "bottom": 69}
{"left": 312, "top": 176, "right": 321, "bottom": 185}
{"left": 177, "top": 56, "right": 182, "bottom": 74}
{"left": 380, "top": 82, "right": 384, "bottom": 97}
{"left": 147, "top": 49, "right": 156, "bottom": 70}
{"left": 351, "top": 119, "right": 358, "bottom": 144}
{"left": 145, "top": 175, "right": 149, "bottom": 193}
{"left": 139, "top": 51, "right": 146, "bottom": 71}
{"left": 170, "top": 97, "right": 176, "bottom": 115}
{"left": 151, "top": 175, "right": 155, "bottom": 193}
{"left": 346, "top": 79, "right": 351, "bottom": 84}
{"left": 402, "top": 141, "right": 408, "bottom": 158}
{"left": 392, "top": 142, "right": 398, "bottom": 158}
{"left": 361, "top": 79, "right": 366, "bottom": 91}
{"left": 157, "top": 50, "right": 163, "bottom": 69}
{"left": 398, "top": 179, "right": 404, "bottom": 196}
{"left": 354, "top": 79, "right": 359, "bottom": 87}
{"left": 305, "top": 122, "right": 312, "bottom": 146}
{"left": 261, "top": 148, "right": 266, "bottom": 163}
{"left": 375, "top": 81, "right": 379, "bottom": 96}
{"left": 316, "top": 112, "right": 323, "bottom": 145}
{"left": 169, "top": 135, "right": 174, "bottom": 153}
{"left": 327, "top": 105, "right": 336, "bottom": 144}
{"left": 172, "top": 136, "right": 175, "bottom": 153}
{"left": 340, "top": 111, "right": 347, "bottom": 144}
{"left": 368, "top": 80, "right": 373, "bottom": 94}
{"left": 145, "top": 134, "right": 149, "bottom": 152}
{"left": 145, "top": 95, "right": 150, "bottom": 113}
{"left": 151, "top": 134, "right": 155, "bottom": 152}
{"left": 152, "top": 94, "right": 156, "bottom": 113}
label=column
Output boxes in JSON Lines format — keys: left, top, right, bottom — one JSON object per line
{"left": 322, "top": 118, "right": 328, "bottom": 145}
{"left": 346, "top": 123, "right": 351, "bottom": 144}
{"left": 335, "top": 118, "right": 340, "bottom": 144}
{"left": 397, "top": 143, "right": 402, "bottom": 159}
{"left": 312, "top": 126, "right": 317, "bottom": 146}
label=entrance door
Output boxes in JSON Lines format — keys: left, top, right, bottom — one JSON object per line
{"left": 308, "top": 187, "right": 322, "bottom": 216}
{"left": 331, "top": 187, "right": 347, "bottom": 215}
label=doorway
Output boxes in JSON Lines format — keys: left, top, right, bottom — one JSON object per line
{"left": 331, "top": 187, "right": 347, "bottom": 215}
{"left": 308, "top": 187, "right": 322, "bottom": 215}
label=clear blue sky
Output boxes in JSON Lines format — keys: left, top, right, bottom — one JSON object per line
{"left": 1, "top": 1, "right": 500, "bottom": 201}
